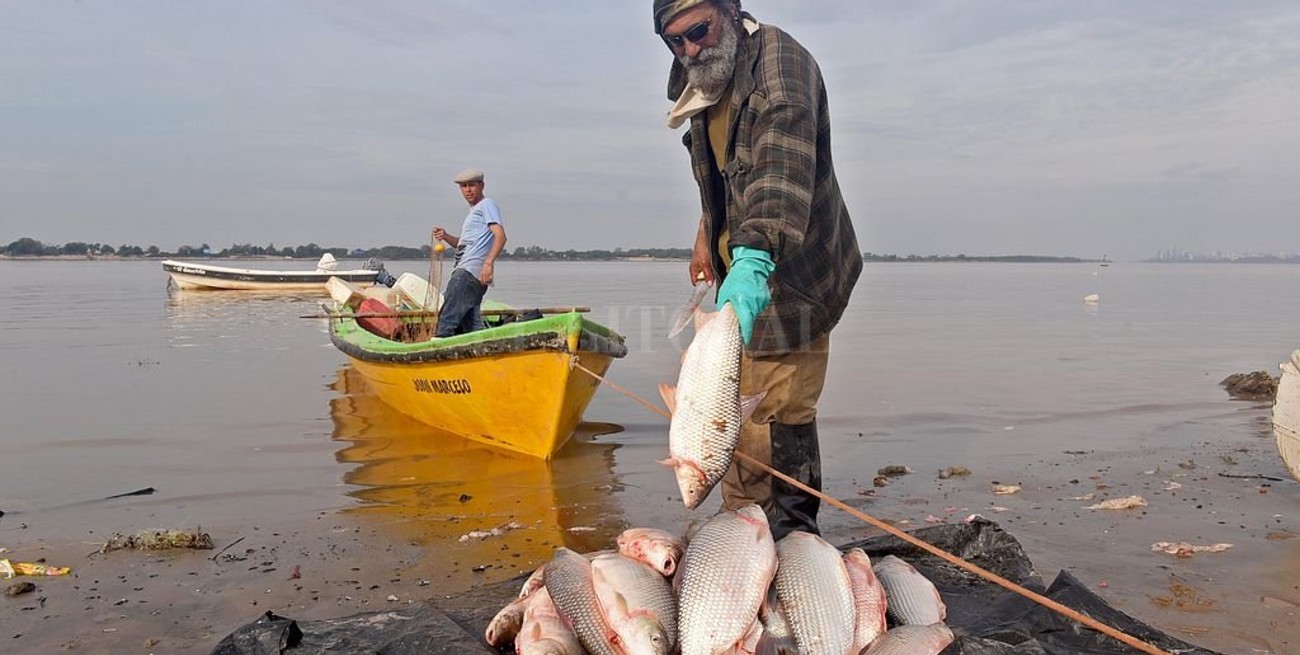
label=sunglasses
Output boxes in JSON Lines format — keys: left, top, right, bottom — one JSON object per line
{"left": 663, "top": 18, "right": 712, "bottom": 49}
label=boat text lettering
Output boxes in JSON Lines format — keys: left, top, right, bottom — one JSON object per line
{"left": 413, "top": 378, "right": 473, "bottom": 395}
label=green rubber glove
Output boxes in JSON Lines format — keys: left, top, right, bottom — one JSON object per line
{"left": 716, "top": 245, "right": 774, "bottom": 345}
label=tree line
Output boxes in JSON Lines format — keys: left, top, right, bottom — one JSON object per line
{"left": 0, "top": 237, "right": 693, "bottom": 261}
{"left": 3, "top": 238, "right": 1099, "bottom": 263}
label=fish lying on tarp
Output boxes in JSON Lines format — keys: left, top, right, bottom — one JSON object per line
{"left": 214, "top": 520, "right": 1228, "bottom": 655}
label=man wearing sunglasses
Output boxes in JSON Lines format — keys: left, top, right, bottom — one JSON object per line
{"left": 654, "top": 0, "right": 862, "bottom": 541}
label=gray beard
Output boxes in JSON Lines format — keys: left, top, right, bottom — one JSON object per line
{"left": 678, "top": 19, "right": 739, "bottom": 97}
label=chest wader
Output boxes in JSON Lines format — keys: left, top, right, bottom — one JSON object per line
{"left": 768, "top": 420, "right": 821, "bottom": 541}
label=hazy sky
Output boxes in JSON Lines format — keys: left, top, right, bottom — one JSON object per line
{"left": 3, "top": 1, "right": 1298, "bottom": 261}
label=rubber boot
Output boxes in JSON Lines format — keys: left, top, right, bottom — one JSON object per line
{"left": 767, "top": 420, "right": 821, "bottom": 541}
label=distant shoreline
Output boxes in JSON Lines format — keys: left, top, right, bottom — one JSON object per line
{"left": 6, "top": 254, "right": 1300, "bottom": 264}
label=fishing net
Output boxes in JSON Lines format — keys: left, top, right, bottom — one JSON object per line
{"left": 209, "top": 518, "right": 1222, "bottom": 655}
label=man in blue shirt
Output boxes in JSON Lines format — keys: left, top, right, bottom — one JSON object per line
{"left": 433, "top": 168, "right": 507, "bottom": 337}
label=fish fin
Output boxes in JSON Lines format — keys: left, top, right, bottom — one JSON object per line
{"left": 608, "top": 588, "right": 631, "bottom": 618}
{"left": 657, "top": 457, "right": 679, "bottom": 468}
{"left": 739, "top": 391, "right": 767, "bottom": 423}
{"left": 755, "top": 635, "right": 797, "bottom": 655}
{"left": 658, "top": 383, "right": 677, "bottom": 415}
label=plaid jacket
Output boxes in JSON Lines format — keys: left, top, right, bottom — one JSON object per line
{"left": 670, "top": 19, "right": 862, "bottom": 355}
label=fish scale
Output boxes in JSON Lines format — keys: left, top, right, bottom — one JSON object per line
{"left": 676, "top": 505, "right": 778, "bottom": 655}
{"left": 662, "top": 303, "right": 748, "bottom": 509}
{"left": 773, "top": 531, "right": 856, "bottom": 655}
{"left": 543, "top": 548, "right": 622, "bottom": 655}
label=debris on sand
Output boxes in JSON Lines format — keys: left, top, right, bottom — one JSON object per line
{"left": 992, "top": 484, "right": 1021, "bottom": 495}
{"left": 458, "top": 521, "right": 525, "bottom": 543}
{"left": 877, "top": 465, "right": 913, "bottom": 478}
{"left": 1151, "top": 542, "right": 1233, "bottom": 558}
{"left": 99, "top": 528, "right": 214, "bottom": 554}
{"left": 1086, "top": 496, "right": 1147, "bottom": 510}
{"left": 937, "top": 466, "right": 971, "bottom": 479}
{"left": 1, "top": 559, "right": 72, "bottom": 577}
{"left": 5, "top": 581, "right": 36, "bottom": 596}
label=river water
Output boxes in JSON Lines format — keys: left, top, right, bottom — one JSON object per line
{"left": 0, "top": 259, "right": 1297, "bottom": 654}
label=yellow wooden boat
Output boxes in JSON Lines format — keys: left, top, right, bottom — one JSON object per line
{"left": 327, "top": 303, "right": 628, "bottom": 459}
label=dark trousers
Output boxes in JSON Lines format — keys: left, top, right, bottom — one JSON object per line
{"left": 436, "top": 268, "right": 487, "bottom": 337}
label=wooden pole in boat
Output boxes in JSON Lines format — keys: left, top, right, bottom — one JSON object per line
{"left": 300, "top": 307, "right": 590, "bottom": 319}
{"left": 566, "top": 357, "right": 1175, "bottom": 655}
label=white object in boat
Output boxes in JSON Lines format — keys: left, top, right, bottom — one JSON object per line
{"left": 395, "top": 273, "right": 443, "bottom": 312}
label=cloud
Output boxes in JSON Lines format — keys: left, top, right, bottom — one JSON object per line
{"left": 1, "top": 1, "right": 1297, "bottom": 260}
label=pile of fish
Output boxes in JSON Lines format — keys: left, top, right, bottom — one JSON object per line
{"left": 485, "top": 505, "right": 954, "bottom": 655}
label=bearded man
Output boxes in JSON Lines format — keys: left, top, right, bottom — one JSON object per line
{"left": 654, "top": 0, "right": 862, "bottom": 540}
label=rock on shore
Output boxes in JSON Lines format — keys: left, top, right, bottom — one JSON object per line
{"left": 1220, "top": 371, "right": 1278, "bottom": 401}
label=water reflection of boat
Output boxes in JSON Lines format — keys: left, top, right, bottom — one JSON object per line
{"left": 1275, "top": 350, "right": 1300, "bottom": 482}
{"left": 329, "top": 365, "right": 625, "bottom": 589}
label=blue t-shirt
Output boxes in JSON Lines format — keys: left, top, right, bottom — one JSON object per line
{"left": 453, "top": 198, "right": 504, "bottom": 278}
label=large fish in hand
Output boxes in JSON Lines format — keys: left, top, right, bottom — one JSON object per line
{"left": 659, "top": 303, "right": 765, "bottom": 509}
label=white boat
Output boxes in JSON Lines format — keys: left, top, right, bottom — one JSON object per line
{"left": 1275, "top": 350, "right": 1300, "bottom": 482}
{"left": 163, "top": 254, "right": 388, "bottom": 291}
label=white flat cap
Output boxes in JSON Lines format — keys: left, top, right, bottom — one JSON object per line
{"left": 452, "top": 168, "right": 485, "bottom": 184}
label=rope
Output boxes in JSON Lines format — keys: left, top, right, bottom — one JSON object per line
{"left": 570, "top": 357, "right": 1173, "bottom": 655}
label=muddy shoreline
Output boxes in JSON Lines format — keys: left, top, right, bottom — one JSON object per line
{"left": 3, "top": 403, "right": 1295, "bottom": 655}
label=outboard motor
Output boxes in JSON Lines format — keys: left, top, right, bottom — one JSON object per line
{"left": 364, "top": 258, "right": 397, "bottom": 288}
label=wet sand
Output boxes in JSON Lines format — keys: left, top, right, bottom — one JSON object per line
{"left": 4, "top": 402, "right": 1295, "bottom": 654}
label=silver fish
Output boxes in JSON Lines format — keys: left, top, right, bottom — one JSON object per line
{"left": 773, "top": 531, "right": 856, "bottom": 655}
{"left": 676, "top": 504, "right": 778, "bottom": 655}
{"left": 860, "top": 623, "right": 954, "bottom": 655}
{"left": 872, "top": 555, "right": 947, "bottom": 626}
{"left": 516, "top": 588, "right": 587, "bottom": 655}
{"left": 591, "top": 553, "right": 678, "bottom": 655}
{"left": 668, "top": 280, "right": 713, "bottom": 339}
{"left": 616, "top": 527, "right": 685, "bottom": 577}
{"left": 659, "top": 303, "right": 765, "bottom": 509}
{"left": 843, "top": 548, "right": 888, "bottom": 652}
{"left": 543, "top": 548, "right": 621, "bottom": 655}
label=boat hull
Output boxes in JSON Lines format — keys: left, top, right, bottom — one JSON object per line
{"left": 330, "top": 311, "right": 626, "bottom": 459}
{"left": 1275, "top": 351, "right": 1300, "bottom": 482}
{"left": 163, "top": 260, "right": 378, "bottom": 291}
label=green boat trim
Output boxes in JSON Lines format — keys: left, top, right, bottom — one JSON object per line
{"left": 329, "top": 306, "right": 628, "bottom": 365}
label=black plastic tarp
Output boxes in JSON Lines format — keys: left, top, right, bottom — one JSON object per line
{"left": 210, "top": 519, "right": 1222, "bottom": 655}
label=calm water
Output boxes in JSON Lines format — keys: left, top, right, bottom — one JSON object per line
{"left": 1, "top": 259, "right": 1298, "bottom": 651}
